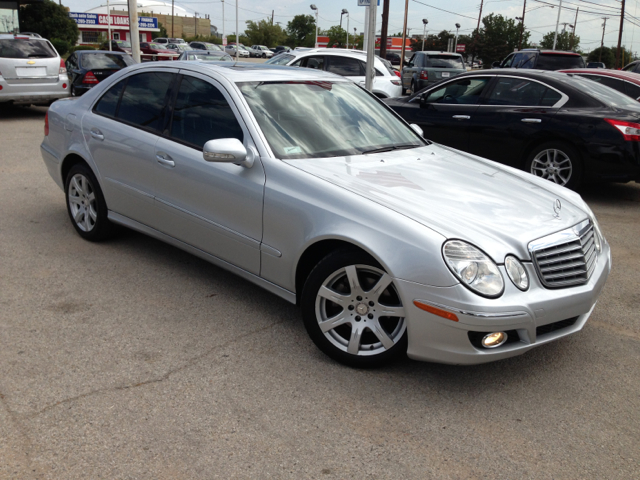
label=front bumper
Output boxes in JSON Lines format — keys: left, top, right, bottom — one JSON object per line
{"left": 398, "top": 242, "right": 611, "bottom": 365}
{"left": 0, "top": 75, "right": 69, "bottom": 104}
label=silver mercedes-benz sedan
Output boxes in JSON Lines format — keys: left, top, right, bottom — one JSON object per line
{"left": 40, "top": 62, "right": 611, "bottom": 368}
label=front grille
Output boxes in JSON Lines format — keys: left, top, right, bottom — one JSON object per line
{"left": 529, "top": 220, "right": 597, "bottom": 288}
{"left": 536, "top": 317, "right": 578, "bottom": 336}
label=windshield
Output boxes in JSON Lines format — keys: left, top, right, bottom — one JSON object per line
{"left": 0, "top": 39, "right": 56, "bottom": 58}
{"left": 537, "top": 54, "right": 585, "bottom": 70}
{"left": 569, "top": 75, "right": 640, "bottom": 109}
{"left": 81, "top": 53, "right": 135, "bottom": 69}
{"left": 238, "top": 81, "right": 424, "bottom": 159}
{"left": 115, "top": 41, "right": 131, "bottom": 48}
{"left": 427, "top": 55, "right": 464, "bottom": 69}
{"left": 186, "top": 53, "right": 232, "bottom": 61}
{"left": 265, "top": 54, "right": 294, "bottom": 65}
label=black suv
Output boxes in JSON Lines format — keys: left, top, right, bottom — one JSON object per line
{"left": 493, "top": 49, "right": 585, "bottom": 70}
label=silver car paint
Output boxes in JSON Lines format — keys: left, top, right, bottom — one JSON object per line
{"left": 40, "top": 62, "right": 611, "bottom": 364}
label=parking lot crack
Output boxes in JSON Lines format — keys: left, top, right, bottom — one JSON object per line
{"left": 27, "top": 319, "right": 287, "bottom": 418}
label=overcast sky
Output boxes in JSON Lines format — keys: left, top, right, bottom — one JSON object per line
{"left": 61, "top": 0, "right": 634, "bottom": 54}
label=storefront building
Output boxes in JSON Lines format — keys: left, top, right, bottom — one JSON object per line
{"left": 0, "top": 0, "right": 42, "bottom": 34}
{"left": 68, "top": 11, "right": 159, "bottom": 45}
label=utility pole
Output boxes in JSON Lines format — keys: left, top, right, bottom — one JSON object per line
{"left": 380, "top": 0, "right": 390, "bottom": 59}
{"left": 128, "top": 0, "right": 140, "bottom": 62}
{"left": 518, "top": 0, "right": 526, "bottom": 51}
{"left": 569, "top": 7, "right": 579, "bottom": 51}
{"left": 616, "top": 0, "right": 626, "bottom": 69}
{"left": 107, "top": 0, "right": 111, "bottom": 51}
{"left": 552, "top": 0, "right": 563, "bottom": 50}
{"left": 399, "top": 0, "right": 409, "bottom": 71}
{"left": 221, "top": 0, "right": 225, "bottom": 44}
{"left": 271, "top": 10, "right": 274, "bottom": 25}
{"left": 171, "top": 0, "right": 174, "bottom": 37}
{"left": 235, "top": 0, "right": 238, "bottom": 59}
{"left": 477, "top": 0, "right": 484, "bottom": 31}
{"left": 194, "top": 12, "right": 198, "bottom": 37}
{"left": 364, "top": 0, "right": 377, "bottom": 91}
{"left": 600, "top": 17, "right": 608, "bottom": 62}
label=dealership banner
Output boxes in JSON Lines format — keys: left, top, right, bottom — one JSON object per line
{"left": 69, "top": 12, "right": 158, "bottom": 29}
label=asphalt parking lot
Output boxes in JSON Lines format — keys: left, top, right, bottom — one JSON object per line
{"left": 1, "top": 105, "right": 639, "bottom": 479}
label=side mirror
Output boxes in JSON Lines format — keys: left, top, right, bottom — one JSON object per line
{"left": 410, "top": 123, "right": 423, "bottom": 137}
{"left": 202, "top": 138, "right": 255, "bottom": 168}
{"left": 492, "top": 61, "right": 501, "bottom": 68}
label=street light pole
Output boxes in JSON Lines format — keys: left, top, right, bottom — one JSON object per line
{"left": 454, "top": 23, "right": 460, "bottom": 53}
{"left": 422, "top": 19, "right": 428, "bottom": 51}
{"left": 221, "top": 0, "right": 225, "bottom": 43}
{"left": 343, "top": 9, "right": 349, "bottom": 49}
{"left": 310, "top": 5, "right": 318, "bottom": 48}
{"left": 518, "top": 0, "right": 526, "bottom": 51}
{"left": 235, "top": 0, "right": 238, "bottom": 60}
{"left": 107, "top": 0, "right": 111, "bottom": 51}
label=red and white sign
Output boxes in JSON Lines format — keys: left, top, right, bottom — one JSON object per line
{"left": 222, "top": 36, "right": 228, "bottom": 46}
{"left": 456, "top": 44, "right": 466, "bottom": 53}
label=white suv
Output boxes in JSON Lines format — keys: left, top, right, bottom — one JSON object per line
{"left": 0, "top": 34, "right": 69, "bottom": 105}
{"left": 251, "top": 45, "right": 273, "bottom": 58}
{"left": 265, "top": 48, "right": 402, "bottom": 98}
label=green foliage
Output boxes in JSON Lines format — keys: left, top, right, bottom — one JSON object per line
{"left": 473, "top": 14, "right": 530, "bottom": 68}
{"left": 540, "top": 31, "right": 580, "bottom": 51}
{"left": 19, "top": 0, "right": 79, "bottom": 45}
{"left": 152, "top": 22, "right": 168, "bottom": 40}
{"left": 286, "top": 14, "right": 316, "bottom": 48}
{"left": 588, "top": 46, "right": 637, "bottom": 69}
{"left": 412, "top": 30, "right": 453, "bottom": 52}
{"left": 244, "top": 19, "right": 287, "bottom": 47}
{"left": 70, "top": 45, "right": 96, "bottom": 53}
{"left": 183, "top": 34, "right": 222, "bottom": 44}
{"left": 50, "top": 38, "right": 69, "bottom": 56}
{"left": 327, "top": 26, "right": 347, "bottom": 48}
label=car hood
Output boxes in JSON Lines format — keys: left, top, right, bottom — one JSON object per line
{"left": 284, "top": 144, "right": 588, "bottom": 261}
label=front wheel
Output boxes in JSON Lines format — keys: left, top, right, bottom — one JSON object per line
{"left": 262, "top": 53, "right": 266, "bottom": 58}
{"left": 301, "top": 249, "right": 407, "bottom": 368}
{"left": 525, "top": 142, "right": 582, "bottom": 190}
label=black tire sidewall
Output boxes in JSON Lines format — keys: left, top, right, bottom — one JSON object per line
{"left": 64, "top": 163, "right": 112, "bottom": 241}
{"left": 525, "top": 142, "right": 582, "bottom": 190}
{"left": 301, "top": 249, "right": 408, "bottom": 368}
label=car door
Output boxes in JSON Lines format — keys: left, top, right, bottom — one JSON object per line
{"left": 466, "top": 76, "right": 564, "bottom": 167}
{"left": 82, "top": 69, "right": 177, "bottom": 224}
{"left": 152, "top": 71, "right": 265, "bottom": 274}
{"left": 401, "top": 53, "right": 418, "bottom": 91}
{"left": 392, "top": 76, "right": 492, "bottom": 150}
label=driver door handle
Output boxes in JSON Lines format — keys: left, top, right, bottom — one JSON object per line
{"left": 156, "top": 152, "right": 175, "bottom": 167}
{"left": 522, "top": 118, "right": 542, "bottom": 123}
{"left": 90, "top": 129, "right": 104, "bottom": 140}
{"left": 452, "top": 115, "right": 470, "bottom": 120}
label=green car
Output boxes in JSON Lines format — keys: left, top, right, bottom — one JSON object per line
{"left": 401, "top": 51, "right": 466, "bottom": 95}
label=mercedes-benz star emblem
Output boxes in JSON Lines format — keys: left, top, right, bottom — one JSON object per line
{"left": 553, "top": 199, "right": 562, "bottom": 218}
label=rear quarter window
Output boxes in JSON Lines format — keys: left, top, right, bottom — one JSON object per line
{"left": 536, "top": 54, "right": 585, "bottom": 70}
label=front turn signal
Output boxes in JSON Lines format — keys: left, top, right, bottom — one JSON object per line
{"left": 413, "top": 301, "right": 459, "bottom": 322}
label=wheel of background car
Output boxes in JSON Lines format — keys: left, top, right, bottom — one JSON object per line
{"left": 301, "top": 249, "right": 407, "bottom": 368}
{"left": 410, "top": 80, "right": 416, "bottom": 96}
{"left": 525, "top": 142, "right": 582, "bottom": 190}
{"left": 65, "top": 164, "right": 114, "bottom": 241}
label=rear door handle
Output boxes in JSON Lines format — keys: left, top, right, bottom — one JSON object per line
{"left": 90, "top": 129, "right": 104, "bottom": 140}
{"left": 452, "top": 115, "right": 470, "bottom": 120}
{"left": 522, "top": 118, "right": 542, "bottom": 123}
{"left": 156, "top": 153, "right": 175, "bottom": 167}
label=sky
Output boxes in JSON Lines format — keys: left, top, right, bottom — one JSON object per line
{"left": 61, "top": 0, "right": 638, "bottom": 54}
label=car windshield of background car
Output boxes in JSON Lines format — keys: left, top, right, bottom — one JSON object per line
{"left": 115, "top": 41, "right": 131, "bottom": 48}
{"left": 81, "top": 53, "right": 135, "bottom": 69}
{"left": 0, "top": 39, "right": 56, "bottom": 58}
{"left": 188, "top": 53, "right": 232, "bottom": 61}
{"left": 265, "top": 54, "right": 295, "bottom": 65}
{"left": 239, "top": 81, "right": 425, "bottom": 159}
{"left": 427, "top": 55, "right": 464, "bottom": 68}
{"left": 568, "top": 75, "right": 640, "bottom": 109}
{"left": 536, "top": 54, "right": 584, "bottom": 70}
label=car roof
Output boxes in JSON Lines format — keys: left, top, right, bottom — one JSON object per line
{"left": 414, "top": 51, "right": 463, "bottom": 56}
{"left": 125, "top": 60, "right": 350, "bottom": 83}
{"left": 75, "top": 50, "right": 128, "bottom": 55}
{"left": 559, "top": 68, "right": 640, "bottom": 84}
{"left": 0, "top": 33, "right": 48, "bottom": 41}
{"left": 519, "top": 49, "right": 582, "bottom": 56}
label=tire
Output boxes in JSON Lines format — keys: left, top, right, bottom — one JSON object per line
{"left": 301, "top": 249, "right": 408, "bottom": 368}
{"left": 525, "top": 142, "right": 582, "bottom": 190}
{"left": 262, "top": 53, "right": 266, "bottom": 58}
{"left": 410, "top": 80, "right": 416, "bottom": 96}
{"left": 64, "top": 163, "right": 114, "bottom": 241}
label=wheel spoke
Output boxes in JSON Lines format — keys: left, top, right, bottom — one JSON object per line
{"left": 87, "top": 192, "right": 95, "bottom": 202}
{"left": 88, "top": 206, "right": 97, "bottom": 222}
{"left": 371, "top": 321, "right": 395, "bottom": 350}
{"left": 344, "top": 265, "right": 361, "bottom": 294}
{"left": 68, "top": 195, "right": 82, "bottom": 207}
{"left": 71, "top": 176, "right": 83, "bottom": 195}
{"left": 73, "top": 207, "right": 84, "bottom": 223}
{"left": 369, "top": 273, "right": 393, "bottom": 299}
{"left": 318, "top": 285, "right": 349, "bottom": 307}
{"left": 83, "top": 211, "right": 91, "bottom": 230}
{"left": 319, "top": 314, "right": 350, "bottom": 333}
{"left": 347, "top": 326, "right": 364, "bottom": 355}
{"left": 379, "top": 305, "right": 405, "bottom": 318}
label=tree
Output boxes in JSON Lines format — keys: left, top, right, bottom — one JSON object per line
{"left": 326, "top": 26, "right": 347, "bottom": 48}
{"left": 19, "top": 0, "right": 79, "bottom": 45}
{"left": 244, "top": 19, "right": 287, "bottom": 47}
{"left": 587, "top": 46, "right": 636, "bottom": 68}
{"left": 476, "top": 14, "right": 529, "bottom": 68}
{"left": 540, "top": 31, "right": 580, "bottom": 51}
{"left": 286, "top": 14, "right": 316, "bottom": 48}
{"left": 152, "top": 22, "right": 168, "bottom": 40}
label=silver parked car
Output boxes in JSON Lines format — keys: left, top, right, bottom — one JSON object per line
{"left": 40, "top": 62, "right": 610, "bottom": 367}
{"left": 0, "top": 33, "right": 70, "bottom": 105}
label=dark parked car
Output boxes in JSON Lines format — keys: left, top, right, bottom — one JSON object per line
{"left": 65, "top": 50, "right": 135, "bottom": 96}
{"left": 273, "top": 45, "right": 291, "bottom": 55}
{"left": 587, "top": 62, "right": 606, "bottom": 68}
{"left": 559, "top": 69, "right": 640, "bottom": 101}
{"left": 177, "top": 50, "right": 233, "bottom": 61}
{"left": 375, "top": 49, "right": 408, "bottom": 66}
{"left": 190, "top": 41, "right": 222, "bottom": 51}
{"left": 622, "top": 60, "right": 640, "bottom": 73}
{"left": 385, "top": 69, "right": 640, "bottom": 189}
{"left": 493, "top": 49, "right": 585, "bottom": 70}
{"left": 401, "top": 51, "right": 466, "bottom": 95}
{"left": 101, "top": 40, "right": 132, "bottom": 55}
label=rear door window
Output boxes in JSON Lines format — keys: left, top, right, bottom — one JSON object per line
{"left": 115, "top": 72, "right": 174, "bottom": 132}
{"left": 326, "top": 56, "right": 364, "bottom": 76}
{"left": 579, "top": 74, "right": 626, "bottom": 95}
{"left": 0, "top": 39, "right": 56, "bottom": 58}
{"left": 624, "top": 81, "right": 640, "bottom": 99}
{"left": 169, "top": 75, "right": 243, "bottom": 148}
{"left": 485, "top": 77, "right": 561, "bottom": 106}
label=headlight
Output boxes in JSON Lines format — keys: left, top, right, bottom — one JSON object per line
{"left": 443, "top": 240, "right": 504, "bottom": 298}
{"left": 505, "top": 256, "right": 529, "bottom": 291}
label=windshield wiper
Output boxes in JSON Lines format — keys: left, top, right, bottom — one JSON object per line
{"left": 362, "top": 144, "right": 419, "bottom": 154}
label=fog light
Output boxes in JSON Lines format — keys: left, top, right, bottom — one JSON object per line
{"left": 482, "top": 332, "right": 507, "bottom": 348}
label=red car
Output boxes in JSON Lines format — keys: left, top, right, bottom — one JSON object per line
{"left": 560, "top": 68, "right": 640, "bottom": 101}
{"left": 139, "top": 42, "right": 179, "bottom": 61}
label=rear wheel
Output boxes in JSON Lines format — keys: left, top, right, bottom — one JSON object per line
{"left": 301, "top": 249, "right": 407, "bottom": 368}
{"left": 525, "top": 142, "right": 582, "bottom": 190}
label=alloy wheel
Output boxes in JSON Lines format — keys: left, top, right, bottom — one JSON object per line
{"left": 530, "top": 148, "right": 573, "bottom": 186}
{"left": 67, "top": 173, "right": 97, "bottom": 232}
{"left": 314, "top": 264, "right": 406, "bottom": 357}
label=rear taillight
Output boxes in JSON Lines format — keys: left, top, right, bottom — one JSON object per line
{"left": 82, "top": 71, "right": 99, "bottom": 84}
{"left": 419, "top": 71, "right": 428, "bottom": 80}
{"left": 391, "top": 79, "right": 400, "bottom": 86}
{"left": 59, "top": 58, "right": 66, "bottom": 75}
{"left": 605, "top": 118, "right": 640, "bottom": 141}
{"left": 44, "top": 111, "right": 49, "bottom": 136}
{"left": 394, "top": 70, "right": 401, "bottom": 77}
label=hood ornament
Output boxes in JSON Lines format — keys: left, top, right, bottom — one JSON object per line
{"left": 553, "top": 199, "right": 562, "bottom": 218}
